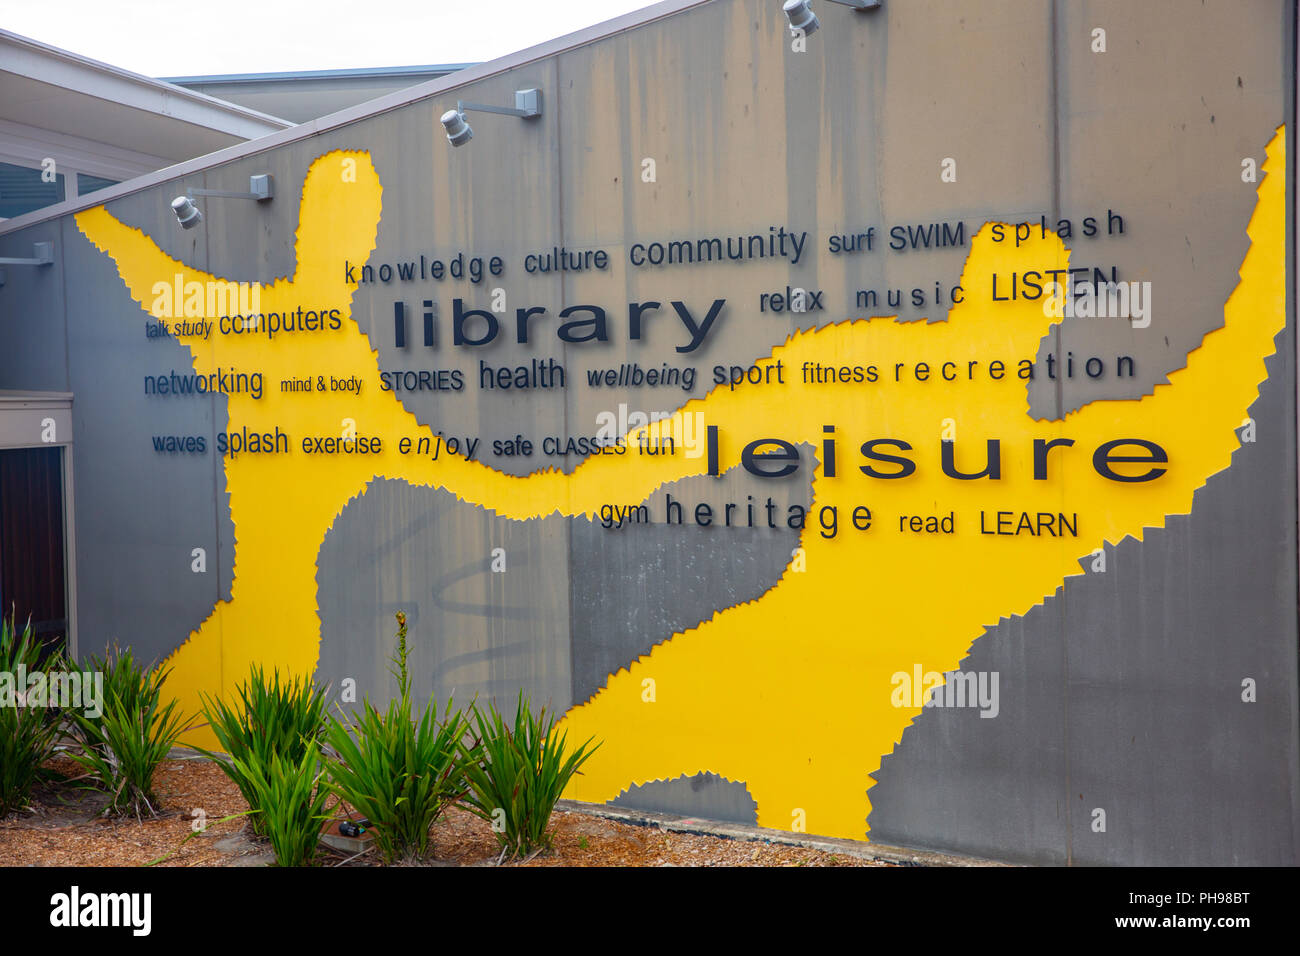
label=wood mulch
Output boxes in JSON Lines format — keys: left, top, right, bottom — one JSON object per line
{"left": 0, "top": 754, "right": 885, "bottom": 868}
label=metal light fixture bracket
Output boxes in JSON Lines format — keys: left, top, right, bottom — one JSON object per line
{"left": 0, "top": 241, "right": 55, "bottom": 286}
{"left": 0, "top": 241, "right": 54, "bottom": 267}
{"left": 187, "top": 174, "right": 275, "bottom": 203}
{"left": 457, "top": 88, "right": 543, "bottom": 120}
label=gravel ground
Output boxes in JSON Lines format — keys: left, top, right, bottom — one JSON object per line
{"left": 0, "top": 755, "right": 889, "bottom": 868}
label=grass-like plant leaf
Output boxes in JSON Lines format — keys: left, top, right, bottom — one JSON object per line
{"left": 323, "top": 610, "right": 474, "bottom": 863}
{"left": 231, "top": 745, "right": 332, "bottom": 867}
{"left": 195, "top": 665, "right": 328, "bottom": 836}
{"left": 324, "top": 694, "right": 472, "bottom": 864}
{"left": 75, "top": 645, "right": 150, "bottom": 746}
{"left": 66, "top": 648, "right": 191, "bottom": 818}
{"left": 460, "top": 690, "right": 599, "bottom": 861}
{"left": 0, "top": 613, "right": 64, "bottom": 815}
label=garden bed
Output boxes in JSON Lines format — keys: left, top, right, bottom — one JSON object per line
{"left": 0, "top": 754, "right": 886, "bottom": 867}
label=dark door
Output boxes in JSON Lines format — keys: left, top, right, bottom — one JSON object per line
{"left": 0, "top": 446, "right": 67, "bottom": 656}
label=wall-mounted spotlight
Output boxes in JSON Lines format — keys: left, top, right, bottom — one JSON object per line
{"left": 0, "top": 241, "right": 54, "bottom": 287}
{"left": 783, "top": 0, "right": 881, "bottom": 37}
{"left": 441, "top": 89, "right": 542, "bottom": 148}
{"left": 172, "top": 196, "right": 202, "bottom": 230}
{"left": 170, "top": 174, "right": 274, "bottom": 228}
{"left": 442, "top": 110, "right": 473, "bottom": 147}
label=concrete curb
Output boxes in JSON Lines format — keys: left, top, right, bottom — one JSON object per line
{"left": 554, "top": 799, "right": 1008, "bottom": 867}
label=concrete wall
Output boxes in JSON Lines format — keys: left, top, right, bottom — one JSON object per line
{"left": 0, "top": 0, "right": 1295, "bottom": 864}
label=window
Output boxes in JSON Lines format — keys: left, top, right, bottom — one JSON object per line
{"left": 0, "top": 161, "right": 66, "bottom": 218}
{"left": 77, "top": 172, "right": 120, "bottom": 196}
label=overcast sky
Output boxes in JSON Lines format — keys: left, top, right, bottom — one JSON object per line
{"left": 5, "top": 0, "right": 662, "bottom": 77}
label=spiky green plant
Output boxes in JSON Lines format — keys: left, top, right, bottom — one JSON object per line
{"left": 74, "top": 645, "right": 150, "bottom": 744}
{"left": 66, "top": 648, "right": 190, "bottom": 818}
{"left": 0, "top": 613, "right": 64, "bottom": 815}
{"left": 323, "top": 610, "right": 475, "bottom": 863}
{"left": 232, "top": 744, "right": 331, "bottom": 867}
{"left": 195, "top": 665, "right": 329, "bottom": 836}
{"left": 460, "top": 691, "right": 599, "bottom": 861}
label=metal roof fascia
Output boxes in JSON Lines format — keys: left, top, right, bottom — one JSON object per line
{"left": 0, "top": 28, "right": 296, "bottom": 130}
{"left": 160, "top": 64, "right": 481, "bottom": 84}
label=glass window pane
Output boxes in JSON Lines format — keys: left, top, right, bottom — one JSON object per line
{"left": 77, "top": 172, "right": 120, "bottom": 196}
{"left": 0, "top": 162, "right": 66, "bottom": 218}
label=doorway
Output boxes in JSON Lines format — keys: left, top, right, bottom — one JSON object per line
{"left": 0, "top": 445, "right": 68, "bottom": 657}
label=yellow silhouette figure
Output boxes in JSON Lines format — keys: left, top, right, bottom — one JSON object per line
{"left": 74, "top": 127, "right": 1285, "bottom": 840}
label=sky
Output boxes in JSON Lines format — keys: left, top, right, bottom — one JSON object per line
{"left": 3, "top": 0, "right": 663, "bottom": 77}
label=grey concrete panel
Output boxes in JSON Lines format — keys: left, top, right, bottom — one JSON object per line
{"left": 1063, "top": 325, "right": 1298, "bottom": 865}
{"left": 313, "top": 478, "right": 571, "bottom": 719}
{"left": 612, "top": 772, "right": 758, "bottom": 825}
{"left": 870, "top": 608, "right": 1072, "bottom": 864}
{"left": 568, "top": 459, "right": 812, "bottom": 707}
{"left": 869, "top": 324, "right": 1299, "bottom": 865}
{"left": 56, "top": 220, "right": 231, "bottom": 666}
{"left": 324, "top": 76, "right": 572, "bottom": 480}
{"left": 866, "top": 0, "right": 1298, "bottom": 865}
{"left": 1028, "top": 0, "right": 1286, "bottom": 420}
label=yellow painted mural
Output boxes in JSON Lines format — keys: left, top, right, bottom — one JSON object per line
{"left": 73, "top": 126, "right": 1285, "bottom": 841}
